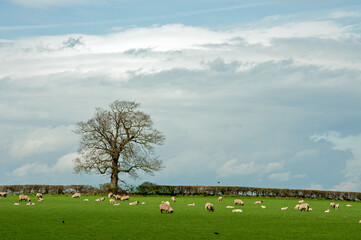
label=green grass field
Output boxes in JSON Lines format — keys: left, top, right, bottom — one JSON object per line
{"left": 1, "top": 194, "right": 361, "bottom": 239}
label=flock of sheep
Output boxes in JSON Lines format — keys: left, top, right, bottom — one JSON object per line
{"left": 1, "top": 191, "right": 360, "bottom": 223}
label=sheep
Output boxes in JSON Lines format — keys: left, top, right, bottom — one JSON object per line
{"left": 234, "top": 199, "right": 244, "bottom": 205}
{"left": 205, "top": 203, "right": 214, "bottom": 212}
{"left": 346, "top": 204, "right": 352, "bottom": 207}
{"left": 84, "top": 199, "right": 89, "bottom": 201}
{"left": 19, "top": 194, "right": 31, "bottom": 202}
{"left": 254, "top": 201, "right": 263, "bottom": 205}
{"left": 187, "top": 203, "right": 195, "bottom": 207}
{"left": 232, "top": 209, "right": 242, "bottom": 213}
{"left": 281, "top": 207, "right": 288, "bottom": 210}
{"left": 261, "top": 205, "right": 266, "bottom": 209}
{"left": 298, "top": 203, "right": 310, "bottom": 211}
{"left": 330, "top": 202, "right": 336, "bottom": 209}
{"left": 72, "top": 193, "right": 81, "bottom": 198}
{"left": 359, "top": 220, "right": 361, "bottom": 224}
{"left": 325, "top": 209, "right": 330, "bottom": 213}
{"left": 298, "top": 200, "right": 304, "bottom": 203}
{"left": 108, "top": 193, "right": 113, "bottom": 198}
{"left": 218, "top": 196, "right": 223, "bottom": 202}
{"left": 109, "top": 199, "right": 116, "bottom": 204}
{"left": 114, "top": 203, "right": 120, "bottom": 206}
{"left": 159, "top": 202, "right": 173, "bottom": 213}
{"left": 95, "top": 197, "right": 105, "bottom": 202}
{"left": 141, "top": 202, "right": 146, "bottom": 205}
{"left": 0, "top": 192, "right": 7, "bottom": 198}
{"left": 27, "top": 202, "right": 35, "bottom": 206}
{"left": 335, "top": 204, "right": 339, "bottom": 210}
{"left": 294, "top": 204, "right": 300, "bottom": 210}
{"left": 309, "top": 208, "right": 313, "bottom": 211}
{"left": 129, "top": 201, "right": 139, "bottom": 206}
{"left": 13, "top": 203, "right": 20, "bottom": 206}
{"left": 36, "top": 193, "right": 42, "bottom": 199}
{"left": 38, "top": 198, "right": 44, "bottom": 202}
{"left": 226, "top": 206, "right": 235, "bottom": 209}
{"left": 121, "top": 195, "right": 130, "bottom": 201}
{"left": 171, "top": 196, "right": 176, "bottom": 202}
{"left": 114, "top": 195, "right": 122, "bottom": 200}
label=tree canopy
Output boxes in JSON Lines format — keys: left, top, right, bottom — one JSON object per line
{"left": 73, "top": 100, "right": 165, "bottom": 192}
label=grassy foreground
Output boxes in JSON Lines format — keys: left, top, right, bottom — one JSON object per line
{"left": 0, "top": 194, "right": 361, "bottom": 239}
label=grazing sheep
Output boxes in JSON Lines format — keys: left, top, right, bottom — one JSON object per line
{"left": 0, "top": 192, "right": 7, "bottom": 198}
{"left": 325, "top": 209, "right": 330, "bottom": 213}
{"left": 108, "top": 193, "right": 113, "bottom": 198}
{"left": 330, "top": 202, "right": 336, "bottom": 209}
{"left": 72, "top": 193, "right": 81, "bottom": 198}
{"left": 171, "top": 196, "right": 176, "bottom": 202}
{"left": 27, "top": 202, "right": 35, "bottom": 206}
{"left": 95, "top": 197, "right": 105, "bottom": 202}
{"left": 298, "top": 200, "right": 304, "bottom": 203}
{"left": 234, "top": 199, "right": 244, "bottom": 205}
{"left": 36, "top": 193, "right": 42, "bottom": 199}
{"left": 335, "top": 204, "right": 339, "bottom": 210}
{"left": 232, "top": 209, "right": 242, "bottom": 213}
{"left": 281, "top": 207, "right": 288, "bottom": 210}
{"left": 218, "top": 196, "right": 223, "bottom": 202}
{"left": 254, "top": 201, "right": 263, "bottom": 205}
{"left": 121, "top": 195, "right": 130, "bottom": 201}
{"left": 261, "top": 205, "right": 266, "bottom": 209}
{"left": 298, "top": 203, "right": 310, "bottom": 211}
{"left": 346, "top": 204, "right": 352, "bottom": 207}
{"left": 159, "top": 202, "right": 173, "bottom": 213}
{"left": 19, "top": 195, "right": 30, "bottom": 202}
{"left": 294, "top": 204, "right": 300, "bottom": 210}
{"left": 109, "top": 199, "right": 116, "bottom": 204}
{"left": 38, "top": 198, "right": 44, "bottom": 202}
{"left": 226, "top": 206, "right": 235, "bottom": 209}
{"left": 114, "top": 195, "right": 122, "bottom": 200}
{"left": 13, "top": 203, "right": 20, "bottom": 205}
{"left": 129, "top": 201, "right": 139, "bottom": 206}
{"left": 205, "top": 203, "right": 215, "bottom": 212}
{"left": 187, "top": 203, "right": 195, "bottom": 207}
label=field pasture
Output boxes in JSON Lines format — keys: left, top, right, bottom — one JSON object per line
{"left": 1, "top": 194, "right": 361, "bottom": 239}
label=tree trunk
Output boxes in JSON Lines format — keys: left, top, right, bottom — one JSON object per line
{"left": 110, "top": 169, "right": 118, "bottom": 193}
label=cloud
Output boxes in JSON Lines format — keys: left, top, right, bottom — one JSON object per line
{"left": 330, "top": 11, "right": 361, "bottom": 19}
{"left": 268, "top": 172, "right": 290, "bottom": 181}
{"left": 217, "top": 159, "right": 283, "bottom": 177}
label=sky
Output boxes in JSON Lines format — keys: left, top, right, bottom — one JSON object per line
{"left": 1, "top": 0, "right": 361, "bottom": 191}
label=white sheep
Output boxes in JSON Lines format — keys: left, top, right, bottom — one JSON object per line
{"left": 0, "top": 192, "right": 7, "bottom": 198}
{"left": 129, "top": 201, "right": 139, "bottom": 206}
{"left": 232, "top": 209, "right": 242, "bottom": 213}
{"left": 114, "top": 195, "right": 122, "bottom": 200}
{"left": 159, "top": 202, "right": 173, "bottom": 213}
{"left": 254, "top": 200, "right": 263, "bottom": 205}
{"left": 261, "top": 205, "right": 266, "bottom": 209}
{"left": 294, "top": 204, "right": 300, "bottom": 210}
{"left": 298, "top": 203, "right": 310, "bottom": 211}
{"left": 13, "top": 203, "right": 20, "bottom": 205}
{"left": 234, "top": 199, "right": 244, "bottom": 205}
{"left": 27, "top": 202, "right": 35, "bottom": 206}
{"left": 84, "top": 199, "right": 89, "bottom": 201}
{"left": 121, "top": 195, "right": 130, "bottom": 201}
{"left": 325, "top": 209, "right": 330, "bottom": 213}
{"left": 298, "top": 200, "right": 304, "bottom": 203}
{"left": 346, "top": 204, "right": 352, "bottom": 207}
{"left": 359, "top": 220, "right": 361, "bottom": 224}
{"left": 226, "top": 206, "right": 235, "bottom": 209}
{"left": 38, "top": 198, "right": 44, "bottom": 202}
{"left": 187, "top": 203, "right": 195, "bottom": 207}
{"left": 205, "top": 203, "right": 214, "bottom": 212}
{"left": 309, "top": 208, "right": 313, "bottom": 211}
{"left": 36, "top": 193, "right": 42, "bottom": 199}
{"left": 95, "top": 197, "right": 105, "bottom": 202}
{"left": 108, "top": 193, "right": 113, "bottom": 198}
{"left": 141, "top": 202, "right": 146, "bottom": 205}
{"left": 335, "top": 204, "right": 339, "bottom": 210}
{"left": 281, "top": 207, "right": 288, "bottom": 210}
{"left": 114, "top": 203, "right": 120, "bottom": 206}
{"left": 19, "top": 194, "right": 31, "bottom": 202}
{"left": 218, "top": 196, "right": 223, "bottom": 202}
{"left": 171, "top": 196, "right": 176, "bottom": 202}
{"left": 109, "top": 199, "right": 116, "bottom": 204}
{"left": 72, "top": 193, "right": 81, "bottom": 198}
{"left": 330, "top": 202, "right": 336, "bottom": 209}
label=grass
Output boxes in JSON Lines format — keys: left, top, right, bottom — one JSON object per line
{"left": 1, "top": 194, "right": 361, "bottom": 239}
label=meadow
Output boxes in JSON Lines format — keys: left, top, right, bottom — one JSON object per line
{"left": 1, "top": 194, "right": 360, "bottom": 239}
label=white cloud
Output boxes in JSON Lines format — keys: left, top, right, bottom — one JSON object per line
{"left": 330, "top": 11, "right": 361, "bottom": 19}
{"left": 332, "top": 180, "right": 359, "bottom": 192}
{"left": 217, "top": 159, "right": 283, "bottom": 177}
{"left": 268, "top": 172, "right": 290, "bottom": 181}
{"left": 9, "top": 125, "right": 76, "bottom": 158}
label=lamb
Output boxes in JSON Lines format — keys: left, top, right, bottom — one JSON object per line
{"left": 325, "top": 209, "right": 330, "bottom": 213}
{"left": 254, "top": 201, "right": 263, "bottom": 205}
{"left": 84, "top": 199, "right": 89, "bottom": 201}
{"left": 298, "top": 203, "right": 310, "bottom": 211}
{"left": 281, "top": 207, "right": 288, "bottom": 210}
{"left": 171, "top": 196, "right": 176, "bottom": 202}
{"left": 218, "top": 196, "right": 223, "bottom": 202}
{"left": 129, "top": 201, "right": 139, "bottom": 206}
{"left": 187, "top": 203, "right": 195, "bottom": 207}
{"left": 294, "top": 204, "right": 300, "bottom": 210}
{"left": 95, "top": 197, "right": 105, "bottom": 202}
{"left": 234, "top": 199, "right": 244, "bottom": 205}
{"left": 27, "top": 202, "right": 35, "bottom": 206}
{"left": 19, "top": 194, "right": 30, "bottom": 202}
{"left": 298, "top": 200, "right": 304, "bottom": 203}
{"left": 232, "top": 209, "right": 242, "bottom": 213}
{"left": 261, "top": 205, "right": 266, "bottom": 209}
{"left": 330, "top": 202, "right": 336, "bottom": 209}
{"left": 36, "top": 193, "right": 42, "bottom": 199}
{"left": 72, "top": 193, "right": 81, "bottom": 198}
{"left": 108, "top": 193, "right": 113, "bottom": 198}
{"left": 335, "top": 204, "right": 339, "bottom": 210}
{"left": 109, "top": 199, "right": 116, "bottom": 204}
{"left": 141, "top": 202, "right": 146, "bottom": 205}
{"left": 226, "top": 206, "right": 235, "bottom": 209}
{"left": 38, "top": 198, "right": 44, "bottom": 202}
{"left": 121, "top": 195, "right": 130, "bottom": 201}
{"left": 0, "top": 192, "right": 7, "bottom": 198}
{"left": 205, "top": 203, "right": 215, "bottom": 212}
{"left": 114, "top": 195, "right": 122, "bottom": 200}
{"left": 13, "top": 203, "right": 20, "bottom": 205}
{"left": 346, "top": 204, "right": 352, "bottom": 207}
{"left": 159, "top": 202, "right": 173, "bottom": 213}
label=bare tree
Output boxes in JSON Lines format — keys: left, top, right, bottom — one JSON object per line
{"left": 73, "top": 100, "right": 165, "bottom": 192}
